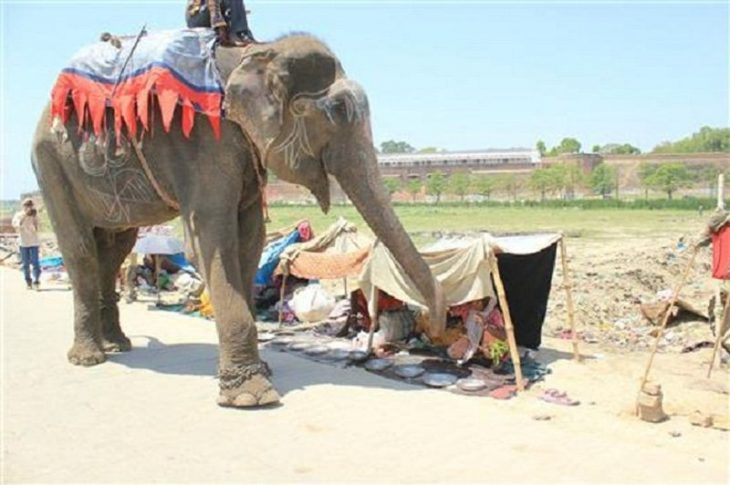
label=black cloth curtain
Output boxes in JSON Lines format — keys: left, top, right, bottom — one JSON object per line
{"left": 495, "top": 243, "right": 558, "bottom": 349}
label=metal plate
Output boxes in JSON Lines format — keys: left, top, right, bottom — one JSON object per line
{"left": 393, "top": 364, "right": 425, "bottom": 379}
{"left": 422, "top": 372, "right": 458, "bottom": 388}
{"left": 456, "top": 377, "right": 488, "bottom": 392}
{"left": 364, "top": 358, "right": 394, "bottom": 371}
{"left": 326, "top": 349, "right": 352, "bottom": 360}
{"left": 287, "top": 341, "right": 314, "bottom": 352}
{"left": 257, "top": 332, "right": 276, "bottom": 342}
{"left": 303, "top": 345, "right": 330, "bottom": 356}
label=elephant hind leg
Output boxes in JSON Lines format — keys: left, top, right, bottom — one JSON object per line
{"left": 34, "top": 149, "right": 105, "bottom": 366}
{"left": 96, "top": 228, "right": 138, "bottom": 352}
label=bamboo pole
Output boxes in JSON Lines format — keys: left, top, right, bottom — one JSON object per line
{"left": 635, "top": 246, "right": 699, "bottom": 413}
{"left": 559, "top": 234, "right": 581, "bottom": 362}
{"left": 707, "top": 173, "right": 726, "bottom": 376}
{"left": 707, "top": 295, "right": 729, "bottom": 378}
{"left": 490, "top": 253, "right": 525, "bottom": 391}
{"left": 278, "top": 274, "right": 288, "bottom": 328}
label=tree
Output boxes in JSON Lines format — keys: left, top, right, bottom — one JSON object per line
{"left": 426, "top": 171, "right": 447, "bottom": 204}
{"left": 418, "top": 147, "right": 441, "bottom": 153}
{"left": 653, "top": 126, "right": 730, "bottom": 153}
{"left": 556, "top": 163, "right": 584, "bottom": 199}
{"left": 599, "top": 143, "right": 641, "bottom": 155}
{"left": 590, "top": 163, "right": 617, "bottom": 198}
{"left": 529, "top": 168, "right": 555, "bottom": 201}
{"left": 406, "top": 178, "right": 422, "bottom": 202}
{"left": 447, "top": 172, "right": 471, "bottom": 202}
{"left": 536, "top": 140, "right": 547, "bottom": 157}
{"left": 473, "top": 176, "right": 496, "bottom": 200}
{"left": 380, "top": 140, "right": 415, "bottom": 154}
{"left": 497, "top": 173, "right": 523, "bottom": 201}
{"left": 695, "top": 165, "right": 721, "bottom": 197}
{"left": 592, "top": 145, "right": 601, "bottom": 153}
{"left": 646, "top": 163, "right": 691, "bottom": 200}
{"left": 555, "top": 137, "right": 582, "bottom": 155}
{"left": 638, "top": 162, "right": 657, "bottom": 199}
{"left": 383, "top": 178, "right": 401, "bottom": 198}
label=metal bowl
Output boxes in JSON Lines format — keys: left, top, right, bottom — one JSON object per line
{"left": 364, "top": 358, "right": 394, "bottom": 371}
{"left": 422, "top": 372, "right": 458, "bottom": 388}
{"left": 393, "top": 364, "right": 425, "bottom": 379}
{"left": 456, "top": 377, "right": 488, "bottom": 392}
{"left": 348, "top": 350, "right": 369, "bottom": 363}
{"left": 326, "top": 349, "right": 352, "bottom": 360}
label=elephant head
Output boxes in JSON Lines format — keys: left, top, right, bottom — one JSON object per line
{"left": 222, "top": 35, "right": 446, "bottom": 334}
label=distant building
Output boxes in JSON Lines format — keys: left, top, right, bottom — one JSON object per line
{"left": 378, "top": 148, "right": 540, "bottom": 181}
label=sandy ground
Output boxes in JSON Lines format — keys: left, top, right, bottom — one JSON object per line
{"left": 2, "top": 265, "right": 729, "bottom": 483}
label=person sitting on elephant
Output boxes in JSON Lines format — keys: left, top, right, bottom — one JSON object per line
{"left": 186, "top": 0, "right": 255, "bottom": 46}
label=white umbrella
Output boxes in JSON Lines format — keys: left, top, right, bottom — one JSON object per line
{"left": 133, "top": 234, "right": 184, "bottom": 255}
{"left": 132, "top": 234, "right": 184, "bottom": 302}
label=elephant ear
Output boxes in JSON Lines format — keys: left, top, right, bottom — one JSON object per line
{"left": 223, "top": 50, "right": 286, "bottom": 158}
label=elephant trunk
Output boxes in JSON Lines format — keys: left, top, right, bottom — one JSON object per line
{"left": 327, "top": 142, "right": 446, "bottom": 335}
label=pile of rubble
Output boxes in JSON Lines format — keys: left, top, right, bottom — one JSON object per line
{"left": 546, "top": 239, "right": 717, "bottom": 353}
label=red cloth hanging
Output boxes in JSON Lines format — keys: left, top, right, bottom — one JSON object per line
{"left": 711, "top": 226, "right": 730, "bottom": 279}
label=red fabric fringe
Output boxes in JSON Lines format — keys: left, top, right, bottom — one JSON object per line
{"left": 50, "top": 67, "right": 222, "bottom": 140}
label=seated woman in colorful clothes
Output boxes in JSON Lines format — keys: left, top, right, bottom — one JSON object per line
{"left": 186, "top": 0, "right": 255, "bottom": 46}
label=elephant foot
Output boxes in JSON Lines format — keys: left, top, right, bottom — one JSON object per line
{"left": 67, "top": 342, "right": 106, "bottom": 366}
{"left": 217, "top": 362, "right": 280, "bottom": 408}
{"left": 102, "top": 333, "right": 132, "bottom": 353}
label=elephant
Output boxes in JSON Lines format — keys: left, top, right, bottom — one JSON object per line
{"left": 31, "top": 34, "right": 446, "bottom": 407}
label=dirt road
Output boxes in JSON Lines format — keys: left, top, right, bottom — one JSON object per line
{"left": 2, "top": 267, "right": 728, "bottom": 483}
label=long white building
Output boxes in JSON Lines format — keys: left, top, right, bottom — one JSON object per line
{"left": 377, "top": 148, "right": 541, "bottom": 180}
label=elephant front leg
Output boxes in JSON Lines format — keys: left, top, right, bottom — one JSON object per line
{"left": 185, "top": 207, "right": 280, "bottom": 408}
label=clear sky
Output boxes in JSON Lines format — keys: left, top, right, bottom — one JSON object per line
{"left": 1, "top": 1, "right": 728, "bottom": 198}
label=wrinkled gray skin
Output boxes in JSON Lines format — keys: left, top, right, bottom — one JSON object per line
{"left": 32, "top": 35, "right": 446, "bottom": 407}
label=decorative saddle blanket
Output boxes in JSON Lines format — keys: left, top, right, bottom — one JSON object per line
{"left": 51, "top": 29, "right": 224, "bottom": 139}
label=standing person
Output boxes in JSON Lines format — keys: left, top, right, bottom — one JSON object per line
{"left": 12, "top": 198, "right": 42, "bottom": 290}
{"left": 186, "top": 0, "right": 256, "bottom": 46}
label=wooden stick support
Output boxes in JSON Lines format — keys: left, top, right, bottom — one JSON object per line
{"left": 635, "top": 246, "right": 699, "bottom": 413}
{"left": 707, "top": 294, "right": 729, "bottom": 378}
{"left": 366, "top": 290, "right": 379, "bottom": 354}
{"left": 278, "top": 274, "right": 288, "bottom": 328}
{"left": 559, "top": 235, "right": 581, "bottom": 362}
{"left": 490, "top": 254, "right": 525, "bottom": 391}
{"left": 717, "top": 173, "right": 725, "bottom": 210}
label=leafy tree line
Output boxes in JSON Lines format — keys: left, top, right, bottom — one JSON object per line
{"left": 382, "top": 171, "right": 530, "bottom": 204}
{"left": 383, "top": 161, "right": 727, "bottom": 203}
{"left": 379, "top": 140, "right": 446, "bottom": 154}
{"left": 652, "top": 126, "right": 730, "bottom": 154}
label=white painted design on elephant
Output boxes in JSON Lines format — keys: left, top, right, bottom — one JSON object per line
{"left": 89, "top": 168, "right": 156, "bottom": 223}
{"left": 270, "top": 87, "right": 329, "bottom": 168}
{"left": 316, "top": 79, "right": 368, "bottom": 126}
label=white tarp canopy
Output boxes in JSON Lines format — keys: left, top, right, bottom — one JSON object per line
{"left": 359, "top": 232, "right": 563, "bottom": 316}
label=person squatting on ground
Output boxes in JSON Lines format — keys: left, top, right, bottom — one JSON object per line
{"left": 186, "top": 0, "right": 255, "bottom": 46}
{"left": 12, "top": 199, "right": 41, "bottom": 290}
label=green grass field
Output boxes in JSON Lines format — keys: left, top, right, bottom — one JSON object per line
{"left": 265, "top": 204, "right": 706, "bottom": 246}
